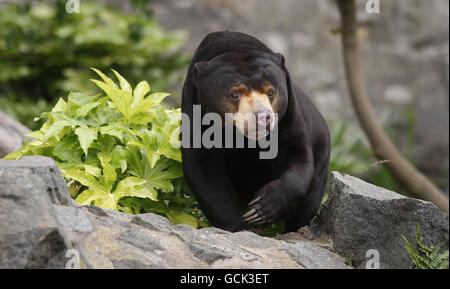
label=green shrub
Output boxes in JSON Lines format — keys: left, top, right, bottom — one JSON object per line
{"left": 0, "top": 0, "right": 189, "bottom": 128}
{"left": 5, "top": 69, "right": 208, "bottom": 229}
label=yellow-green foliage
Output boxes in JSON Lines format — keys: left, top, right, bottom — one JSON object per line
{"left": 5, "top": 69, "right": 208, "bottom": 229}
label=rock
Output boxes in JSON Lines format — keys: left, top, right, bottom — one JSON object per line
{"left": 119, "top": 228, "right": 164, "bottom": 252}
{"left": 226, "top": 231, "right": 279, "bottom": 249}
{"left": 0, "top": 157, "right": 329, "bottom": 268}
{"left": 112, "top": 258, "right": 156, "bottom": 269}
{"left": 1, "top": 157, "right": 446, "bottom": 269}
{"left": 0, "top": 165, "right": 69, "bottom": 268}
{"left": 131, "top": 213, "right": 173, "bottom": 232}
{"left": 0, "top": 110, "right": 31, "bottom": 158}
{"left": 275, "top": 226, "right": 335, "bottom": 252}
{"left": 281, "top": 241, "right": 351, "bottom": 269}
{"left": 198, "top": 227, "right": 229, "bottom": 235}
{"left": 0, "top": 156, "right": 73, "bottom": 206}
{"left": 316, "top": 172, "right": 449, "bottom": 269}
{"left": 188, "top": 242, "right": 232, "bottom": 264}
{"left": 54, "top": 206, "right": 94, "bottom": 233}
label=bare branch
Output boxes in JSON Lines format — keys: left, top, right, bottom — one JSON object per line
{"left": 336, "top": 0, "right": 448, "bottom": 213}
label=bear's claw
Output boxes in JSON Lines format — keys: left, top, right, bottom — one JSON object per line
{"left": 243, "top": 190, "right": 284, "bottom": 225}
{"left": 243, "top": 196, "right": 268, "bottom": 224}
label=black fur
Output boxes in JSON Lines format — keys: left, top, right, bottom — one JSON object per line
{"left": 181, "top": 31, "right": 330, "bottom": 233}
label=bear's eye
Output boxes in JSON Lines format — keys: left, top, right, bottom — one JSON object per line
{"left": 230, "top": 91, "right": 241, "bottom": 100}
{"left": 267, "top": 89, "right": 276, "bottom": 99}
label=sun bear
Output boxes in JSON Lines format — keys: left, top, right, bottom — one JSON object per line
{"left": 181, "top": 31, "right": 330, "bottom": 233}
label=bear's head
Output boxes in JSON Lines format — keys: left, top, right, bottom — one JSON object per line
{"left": 192, "top": 51, "right": 289, "bottom": 140}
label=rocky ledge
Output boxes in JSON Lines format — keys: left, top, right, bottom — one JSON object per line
{"left": 0, "top": 156, "right": 448, "bottom": 269}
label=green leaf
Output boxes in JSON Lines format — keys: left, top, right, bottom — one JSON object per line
{"left": 92, "top": 79, "right": 133, "bottom": 120}
{"left": 52, "top": 98, "right": 67, "bottom": 113}
{"left": 68, "top": 92, "right": 94, "bottom": 107}
{"left": 64, "top": 169, "right": 109, "bottom": 194}
{"left": 82, "top": 165, "right": 101, "bottom": 176}
{"left": 111, "top": 69, "right": 132, "bottom": 93}
{"left": 75, "top": 126, "right": 98, "bottom": 155}
{"left": 92, "top": 134, "right": 117, "bottom": 154}
{"left": 53, "top": 135, "right": 83, "bottom": 163}
{"left": 114, "top": 176, "right": 157, "bottom": 200}
{"left": 91, "top": 68, "right": 118, "bottom": 89}
{"left": 148, "top": 92, "right": 170, "bottom": 105}
{"left": 26, "top": 130, "right": 44, "bottom": 140}
{"left": 91, "top": 79, "right": 116, "bottom": 102}
{"left": 99, "top": 123, "right": 126, "bottom": 141}
{"left": 4, "top": 140, "right": 43, "bottom": 159}
{"left": 98, "top": 152, "right": 117, "bottom": 187}
{"left": 111, "top": 145, "right": 128, "bottom": 173}
{"left": 167, "top": 207, "right": 198, "bottom": 229}
{"left": 132, "top": 80, "right": 150, "bottom": 107}
{"left": 127, "top": 148, "right": 182, "bottom": 192}
{"left": 76, "top": 101, "right": 102, "bottom": 117}
{"left": 95, "top": 194, "right": 118, "bottom": 210}
{"left": 75, "top": 189, "right": 101, "bottom": 206}
{"left": 43, "top": 120, "right": 73, "bottom": 141}
{"left": 158, "top": 138, "right": 182, "bottom": 162}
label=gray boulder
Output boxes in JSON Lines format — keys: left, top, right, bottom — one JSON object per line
{"left": 0, "top": 160, "right": 70, "bottom": 268}
{"left": 1, "top": 157, "right": 447, "bottom": 269}
{"left": 0, "top": 110, "right": 31, "bottom": 158}
{"left": 0, "top": 156, "right": 73, "bottom": 206}
{"left": 0, "top": 156, "right": 346, "bottom": 269}
{"left": 281, "top": 241, "right": 350, "bottom": 269}
{"left": 316, "top": 172, "right": 449, "bottom": 269}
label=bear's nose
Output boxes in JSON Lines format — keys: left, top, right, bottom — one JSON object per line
{"left": 254, "top": 109, "right": 272, "bottom": 128}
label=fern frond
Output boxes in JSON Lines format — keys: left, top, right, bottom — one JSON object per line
{"left": 401, "top": 223, "right": 449, "bottom": 269}
{"left": 429, "top": 250, "right": 449, "bottom": 269}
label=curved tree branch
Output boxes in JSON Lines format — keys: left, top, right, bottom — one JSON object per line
{"left": 336, "top": 0, "right": 448, "bottom": 213}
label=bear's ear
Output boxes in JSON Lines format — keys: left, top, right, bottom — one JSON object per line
{"left": 276, "top": 52, "right": 295, "bottom": 109}
{"left": 192, "top": 61, "right": 208, "bottom": 80}
{"left": 275, "top": 53, "right": 285, "bottom": 69}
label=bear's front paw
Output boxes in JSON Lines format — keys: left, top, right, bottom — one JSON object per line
{"left": 242, "top": 190, "right": 285, "bottom": 225}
